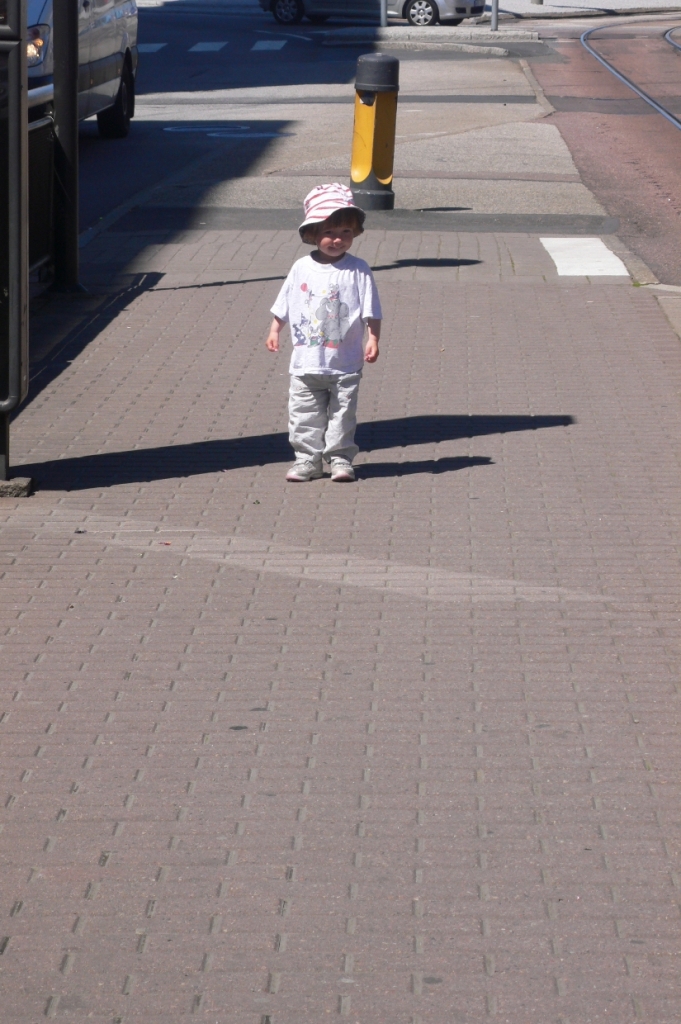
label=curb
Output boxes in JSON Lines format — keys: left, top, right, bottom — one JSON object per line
{"left": 0, "top": 477, "right": 34, "bottom": 498}
{"left": 322, "top": 26, "right": 540, "bottom": 41}
{"left": 602, "top": 234, "right": 659, "bottom": 286}
{"left": 323, "top": 39, "right": 510, "bottom": 52}
{"left": 476, "top": 5, "right": 681, "bottom": 18}
{"left": 519, "top": 57, "right": 555, "bottom": 114}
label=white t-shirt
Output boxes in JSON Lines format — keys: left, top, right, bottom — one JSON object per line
{"left": 271, "top": 253, "right": 382, "bottom": 375}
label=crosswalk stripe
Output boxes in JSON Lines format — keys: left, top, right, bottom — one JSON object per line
{"left": 251, "top": 39, "right": 287, "bottom": 51}
{"left": 189, "top": 41, "right": 228, "bottom": 52}
{"left": 540, "top": 237, "right": 629, "bottom": 277}
{"left": 137, "top": 43, "right": 167, "bottom": 53}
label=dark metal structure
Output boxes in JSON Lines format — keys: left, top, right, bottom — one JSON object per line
{"left": 28, "top": 113, "right": 54, "bottom": 271}
{"left": 0, "top": 0, "right": 29, "bottom": 481}
{"left": 52, "top": 0, "right": 80, "bottom": 289}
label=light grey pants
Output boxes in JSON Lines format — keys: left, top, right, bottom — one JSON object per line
{"left": 289, "top": 372, "right": 362, "bottom": 465}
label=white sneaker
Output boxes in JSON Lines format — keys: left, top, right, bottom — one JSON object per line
{"left": 330, "top": 459, "right": 356, "bottom": 482}
{"left": 286, "top": 461, "right": 323, "bottom": 482}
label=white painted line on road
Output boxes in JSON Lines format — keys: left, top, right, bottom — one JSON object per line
{"left": 163, "top": 125, "right": 295, "bottom": 139}
{"left": 251, "top": 40, "right": 287, "bottom": 51}
{"left": 137, "top": 43, "right": 167, "bottom": 53}
{"left": 540, "top": 237, "right": 629, "bottom": 277}
{"left": 255, "top": 29, "right": 313, "bottom": 41}
{"left": 189, "top": 41, "right": 228, "bottom": 52}
{"left": 206, "top": 131, "right": 295, "bottom": 138}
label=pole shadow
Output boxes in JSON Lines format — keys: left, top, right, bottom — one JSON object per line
{"left": 357, "top": 456, "right": 494, "bottom": 478}
{"left": 18, "top": 415, "right": 573, "bottom": 491}
{"left": 416, "top": 207, "right": 473, "bottom": 213}
{"left": 371, "top": 258, "right": 482, "bottom": 271}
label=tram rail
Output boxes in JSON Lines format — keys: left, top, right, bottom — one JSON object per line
{"left": 666, "top": 27, "right": 681, "bottom": 53}
{"left": 581, "top": 22, "right": 681, "bottom": 131}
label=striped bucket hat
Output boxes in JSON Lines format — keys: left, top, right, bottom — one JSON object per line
{"left": 298, "top": 183, "right": 365, "bottom": 242}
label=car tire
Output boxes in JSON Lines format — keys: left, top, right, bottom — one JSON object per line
{"left": 406, "top": 0, "right": 439, "bottom": 25}
{"left": 272, "top": 0, "right": 304, "bottom": 24}
{"left": 97, "top": 66, "right": 134, "bottom": 139}
{"left": 307, "top": 13, "right": 329, "bottom": 22}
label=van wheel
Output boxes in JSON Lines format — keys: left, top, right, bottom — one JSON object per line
{"left": 97, "top": 67, "right": 133, "bottom": 139}
{"left": 272, "top": 0, "right": 304, "bottom": 23}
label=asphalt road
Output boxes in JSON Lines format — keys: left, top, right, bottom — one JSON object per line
{"left": 527, "top": 16, "right": 681, "bottom": 286}
{"left": 79, "top": 5, "right": 365, "bottom": 231}
{"left": 77, "top": 6, "right": 550, "bottom": 233}
{"left": 80, "top": 7, "right": 681, "bottom": 287}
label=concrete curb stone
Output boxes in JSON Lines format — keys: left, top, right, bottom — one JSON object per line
{"left": 0, "top": 477, "right": 34, "bottom": 498}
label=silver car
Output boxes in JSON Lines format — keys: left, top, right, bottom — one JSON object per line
{"left": 261, "top": 0, "right": 482, "bottom": 26}
{"left": 260, "top": 0, "right": 375, "bottom": 24}
{"left": 27, "top": 0, "right": 139, "bottom": 137}
{"left": 388, "top": 0, "right": 484, "bottom": 24}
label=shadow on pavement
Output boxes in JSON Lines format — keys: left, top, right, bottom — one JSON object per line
{"left": 357, "top": 456, "right": 494, "bottom": 477}
{"left": 28, "top": 273, "right": 166, "bottom": 403}
{"left": 20, "top": 415, "right": 573, "bottom": 490}
{"left": 148, "top": 275, "right": 287, "bottom": 292}
{"left": 140, "top": 258, "right": 484, "bottom": 291}
{"left": 372, "top": 258, "right": 482, "bottom": 271}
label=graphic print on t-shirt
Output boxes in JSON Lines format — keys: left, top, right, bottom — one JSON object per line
{"left": 271, "top": 253, "right": 382, "bottom": 375}
{"left": 291, "top": 280, "right": 350, "bottom": 349}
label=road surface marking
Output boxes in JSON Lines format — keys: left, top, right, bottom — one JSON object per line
{"left": 540, "top": 237, "right": 629, "bottom": 276}
{"left": 256, "top": 29, "right": 313, "bottom": 41}
{"left": 189, "top": 42, "right": 228, "bottom": 52}
{"left": 252, "top": 40, "right": 287, "bottom": 51}
{"left": 137, "top": 43, "right": 167, "bottom": 53}
{"left": 163, "top": 125, "right": 295, "bottom": 139}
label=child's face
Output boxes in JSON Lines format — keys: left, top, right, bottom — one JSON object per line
{"left": 315, "top": 222, "right": 356, "bottom": 261}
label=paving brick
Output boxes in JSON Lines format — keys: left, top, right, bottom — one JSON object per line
{"left": 1, "top": 213, "right": 681, "bottom": 1022}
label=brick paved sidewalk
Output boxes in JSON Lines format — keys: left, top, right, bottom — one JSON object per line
{"left": 1, "top": 215, "right": 681, "bottom": 1024}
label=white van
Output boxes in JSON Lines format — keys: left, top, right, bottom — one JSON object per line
{"left": 27, "top": 0, "right": 139, "bottom": 137}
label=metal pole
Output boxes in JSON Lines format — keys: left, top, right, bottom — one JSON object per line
{"left": 380, "top": 0, "right": 388, "bottom": 27}
{"left": 52, "top": 0, "right": 81, "bottom": 290}
{"left": 0, "top": 1, "right": 29, "bottom": 485}
{"left": 0, "top": 414, "right": 9, "bottom": 482}
{"left": 350, "top": 54, "right": 399, "bottom": 211}
{"left": 491, "top": 0, "right": 498, "bottom": 31}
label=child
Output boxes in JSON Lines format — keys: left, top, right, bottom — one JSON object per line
{"left": 266, "top": 183, "right": 382, "bottom": 482}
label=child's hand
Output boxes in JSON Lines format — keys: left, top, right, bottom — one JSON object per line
{"left": 266, "top": 316, "right": 284, "bottom": 352}
{"left": 364, "top": 318, "right": 381, "bottom": 363}
{"left": 364, "top": 338, "right": 379, "bottom": 363}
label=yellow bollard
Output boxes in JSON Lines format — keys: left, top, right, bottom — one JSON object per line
{"left": 350, "top": 54, "right": 399, "bottom": 211}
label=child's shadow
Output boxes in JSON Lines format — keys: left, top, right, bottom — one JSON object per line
{"left": 357, "top": 456, "right": 493, "bottom": 478}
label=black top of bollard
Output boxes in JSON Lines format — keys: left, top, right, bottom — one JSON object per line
{"left": 355, "top": 53, "right": 399, "bottom": 94}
